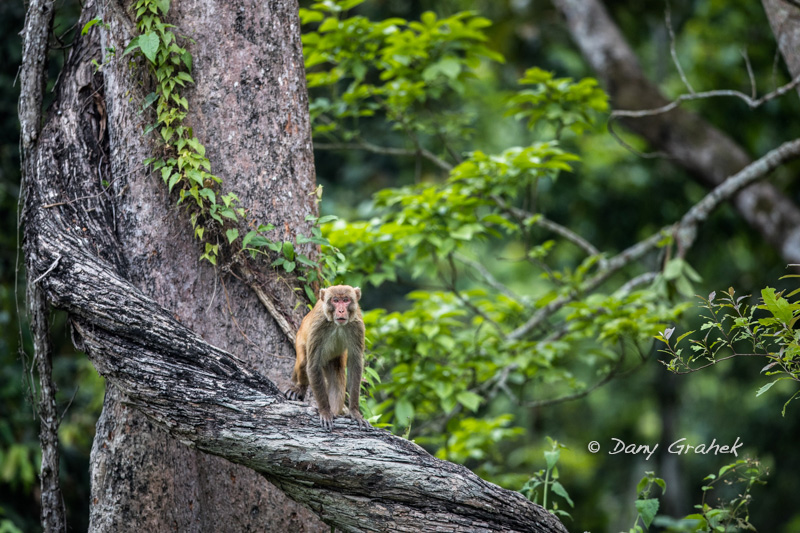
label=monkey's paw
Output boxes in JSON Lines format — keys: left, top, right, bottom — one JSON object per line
{"left": 284, "top": 386, "right": 306, "bottom": 401}
{"left": 350, "top": 412, "right": 371, "bottom": 430}
{"left": 318, "top": 410, "right": 335, "bottom": 430}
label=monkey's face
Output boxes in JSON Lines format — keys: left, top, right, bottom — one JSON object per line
{"left": 321, "top": 285, "right": 361, "bottom": 326}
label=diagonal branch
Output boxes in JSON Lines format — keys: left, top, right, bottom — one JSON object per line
{"left": 507, "top": 137, "right": 800, "bottom": 341}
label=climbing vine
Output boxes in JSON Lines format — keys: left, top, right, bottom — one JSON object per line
{"left": 116, "top": 0, "right": 340, "bottom": 297}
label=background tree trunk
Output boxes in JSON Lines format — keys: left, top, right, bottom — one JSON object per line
{"left": 79, "top": 0, "right": 325, "bottom": 530}
{"left": 552, "top": 0, "right": 800, "bottom": 264}
{"left": 762, "top": 0, "right": 800, "bottom": 90}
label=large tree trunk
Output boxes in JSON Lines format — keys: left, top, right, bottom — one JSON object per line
{"left": 20, "top": 1, "right": 566, "bottom": 532}
{"left": 86, "top": 0, "right": 324, "bottom": 530}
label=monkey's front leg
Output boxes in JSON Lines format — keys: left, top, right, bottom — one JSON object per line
{"left": 308, "top": 358, "right": 335, "bottom": 430}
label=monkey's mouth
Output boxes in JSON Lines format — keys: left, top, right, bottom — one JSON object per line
{"left": 335, "top": 317, "right": 348, "bottom": 324}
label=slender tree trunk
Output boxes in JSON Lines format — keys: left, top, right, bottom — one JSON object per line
{"left": 82, "top": 0, "right": 324, "bottom": 530}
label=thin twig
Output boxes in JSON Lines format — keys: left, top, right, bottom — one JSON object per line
{"left": 220, "top": 275, "right": 261, "bottom": 349}
{"left": 665, "top": 352, "right": 766, "bottom": 374}
{"left": 741, "top": 49, "right": 757, "bottom": 99}
{"left": 444, "top": 255, "right": 505, "bottom": 335}
{"left": 665, "top": 1, "right": 694, "bottom": 94}
{"left": 32, "top": 256, "right": 61, "bottom": 285}
{"left": 58, "top": 386, "right": 81, "bottom": 424}
{"left": 611, "top": 71, "right": 800, "bottom": 121}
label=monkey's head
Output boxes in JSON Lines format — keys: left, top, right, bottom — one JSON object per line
{"left": 320, "top": 285, "right": 361, "bottom": 326}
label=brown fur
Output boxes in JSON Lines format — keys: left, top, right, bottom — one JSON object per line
{"left": 286, "top": 285, "right": 368, "bottom": 429}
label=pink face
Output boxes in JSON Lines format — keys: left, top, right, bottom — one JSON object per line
{"left": 331, "top": 294, "right": 352, "bottom": 325}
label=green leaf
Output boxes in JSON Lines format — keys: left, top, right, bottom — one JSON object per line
{"left": 761, "top": 287, "right": 796, "bottom": 325}
{"left": 242, "top": 230, "right": 257, "bottom": 249}
{"left": 756, "top": 378, "right": 790, "bottom": 397}
{"left": 181, "top": 50, "right": 192, "bottom": 72}
{"left": 544, "top": 449, "right": 560, "bottom": 470}
{"left": 226, "top": 228, "right": 239, "bottom": 244}
{"left": 139, "top": 32, "right": 161, "bottom": 63}
{"left": 122, "top": 35, "right": 141, "bottom": 57}
{"left": 168, "top": 172, "right": 181, "bottom": 192}
{"left": 82, "top": 18, "right": 102, "bottom": 35}
{"left": 550, "top": 481, "right": 574, "bottom": 508}
{"left": 154, "top": 0, "right": 170, "bottom": 14}
{"left": 141, "top": 91, "right": 159, "bottom": 111}
{"left": 394, "top": 398, "right": 415, "bottom": 425}
{"left": 635, "top": 498, "right": 659, "bottom": 528}
{"left": 283, "top": 241, "right": 295, "bottom": 261}
{"left": 456, "top": 391, "right": 482, "bottom": 412}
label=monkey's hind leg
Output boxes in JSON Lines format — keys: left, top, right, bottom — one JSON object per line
{"left": 285, "top": 345, "right": 309, "bottom": 401}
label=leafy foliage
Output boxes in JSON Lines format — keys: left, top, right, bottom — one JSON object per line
{"left": 658, "top": 283, "right": 800, "bottom": 414}
{"left": 520, "top": 438, "right": 574, "bottom": 521}
{"left": 301, "top": 0, "right": 503, "bottom": 144}
{"left": 635, "top": 460, "right": 768, "bottom": 532}
{"left": 304, "top": 1, "right": 689, "bottom": 482}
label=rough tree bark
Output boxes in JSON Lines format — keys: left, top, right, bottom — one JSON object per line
{"left": 552, "top": 0, "right": 800, "bottom": 264}
{"left": 20, "top": 0, "right": 566, "bottom": 531}
{"left": 19, "top": 0, "right": 66, "bottom": 530}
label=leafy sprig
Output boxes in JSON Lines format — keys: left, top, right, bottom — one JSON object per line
{"left": 657, "top": 282, "right": 800, "bottom": 414}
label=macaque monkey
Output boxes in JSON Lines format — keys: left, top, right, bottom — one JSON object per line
{"left": 286, "top": 285, "right": 369, "bottom": 430}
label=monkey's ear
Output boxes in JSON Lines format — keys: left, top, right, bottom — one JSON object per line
{"left": 353, "top": 287, "right": 361, "bottom": 301}
{"left": 318, "top": 288, "right": 327, "bottom": 301}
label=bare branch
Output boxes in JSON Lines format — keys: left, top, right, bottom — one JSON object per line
{"left": 19, "top": 1, "right": 67, "bottom": 531}
{"left": 19, "top": 0, "right": 56, "bottom": 150}
{"left": 553, "top": 0, "right": 800, "bottom": 264}
{"left": 617, "top": 271, "right": 659, "bottom": 296}
{"left": 610, "top": 72, "right": 800, "bottom": 123}
{"left": 675, "top": 137, "right": 800, "bottom": 253}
